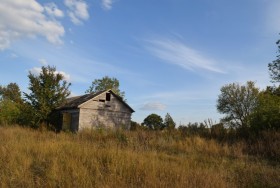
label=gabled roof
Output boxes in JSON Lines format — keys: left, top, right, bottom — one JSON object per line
{"left": 56, "top": 90, "right": 134, "bottom": 112}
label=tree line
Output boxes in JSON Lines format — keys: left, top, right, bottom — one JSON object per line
{"left": 215, "top": 38, "right": 280, "bottom": 133}
{"left": 137, "top": 37, "right": 280, "bottom": 135}
{"left": 0, "top": 38, "right": 280, "bottom": 134}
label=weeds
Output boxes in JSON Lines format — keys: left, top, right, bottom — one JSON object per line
{"left": 0, "top": 126, "right": 279, "bottom": 187}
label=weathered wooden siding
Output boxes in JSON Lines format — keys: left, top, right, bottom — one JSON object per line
{"left": 79, "top": 92, "right": 132, "bottom": 129}
{"left": 61, "top": 109, "right": 79, "bottom": 132}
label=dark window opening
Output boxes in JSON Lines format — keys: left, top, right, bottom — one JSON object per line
{"left": 106, "top": 93, "right": 111, "bottom": 101}
{"left": 99, "top": 99, "right": 105, "bottom": 102}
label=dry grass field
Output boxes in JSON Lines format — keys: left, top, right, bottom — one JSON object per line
{"left": 0, "top": 126, "right": 279, "bottom": 187}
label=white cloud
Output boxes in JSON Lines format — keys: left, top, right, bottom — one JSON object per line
{"left": 64, "top": 0, "right": 89, "bottom": 25}
{"left": 39, "top": 58, "right": 48, "bottom": 65}
{"left": 0, "top": 0, "right": 65, "bottom": 50}
{"left": 29, "top": 67, "right": 41, "bottom": 75}
{"left": 29, "top": 67, "right": 71, "bottom": 81}
{"left": 102, "top": 0, "right": 114, "bottom": 10}
{"left": 140, "top": 102, "right": 166, "bottom": 111}
{"left": 44, "top": 3, "right": 64, "bottom": 18}
{"left": 146, "top": 38, "right": 225, "bottom": 73}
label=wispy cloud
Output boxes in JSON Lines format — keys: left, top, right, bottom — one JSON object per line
{"left": 145, "top": 38, "right": 225, "bottom": 73}
{"left": 64, "top": 0, "right": 89, "bottom": 25}
{"left": 143, "top": 91, "right": 208, "bottom": 101}
{"left": 102, "top": 0, "right": 114, "bottom": 10}
{"left": 39, "top": 58, "right": 48, "bottom": 66}
{"left": 0, "top": 0, "right": 65, "bottom": 50}
{"left": 10, "top": 53, "right": 18, "bottom": 58}
{"left": 140, "top": 102, "right": 166, "bottom": 111}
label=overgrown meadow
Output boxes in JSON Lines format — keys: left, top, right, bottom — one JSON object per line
{"left": 0, "top": 126, "right": 279, "bottom": 187}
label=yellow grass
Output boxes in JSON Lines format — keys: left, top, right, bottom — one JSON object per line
{"left": 0, "top": 126, "right": 279, "bottom": 187}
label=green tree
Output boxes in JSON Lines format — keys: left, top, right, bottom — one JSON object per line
{"left": 24, "top": 66, "right": 71, "bottom": 128}
{"left": 265, "top": 85, "right": 280, "bottom": 96}
{"left": 85, "top": 76, "right": 125, "bottom": 99}
{"left": 142, "top": 113, "right": 163, "bottom": 130}
{"left": 164, "top": 113, "right": 176, "bottom": 130}
{"left": 217, "top": 81, "right": 259, "bottom": 128}
{"left": 17, "top": 102, "right": 37, "bottom": 128}
{"left": 210, "top": 123, "right": 226, "bottom": 139}
{"left": 268, "top": 39, "right": 280, "bottom": 83}
{"left": 250, "top": 90, "right": 280, "bottom": 132}
{"left": 0, "top": 83, "right": 22, "bottom": 125}
{"left": 0, "top": 99, "right": 21, "bottom": 125}
{"left": 130, "top": 121, "right": 142, "bottom": 131}
{"left": 0, "top": 83, "right": 22, "bottom": 103}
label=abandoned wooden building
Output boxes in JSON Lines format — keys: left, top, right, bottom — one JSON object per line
{"left": 56, "top": 89, "right": 134, "bottom": 132}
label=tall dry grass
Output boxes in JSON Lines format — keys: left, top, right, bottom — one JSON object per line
{"left": 0, "top": 126, "right": 279, "bottom": 187}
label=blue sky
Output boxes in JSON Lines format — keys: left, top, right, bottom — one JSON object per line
{"left": 0, "top": 0, "right": 279, "bottom": 125}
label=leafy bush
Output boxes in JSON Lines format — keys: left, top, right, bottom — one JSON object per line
{"left": 0, "top": 100, "right": 20, "bottom": 125}
{"left": 249, "top": 92, "right": 280, "bottom": 132}
{"left": 178, "top": 122, "right": 209, "bottom": 137}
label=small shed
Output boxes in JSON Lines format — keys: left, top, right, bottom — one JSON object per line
{"left": 56, "top": 89, "right": 134, "bottom": 132}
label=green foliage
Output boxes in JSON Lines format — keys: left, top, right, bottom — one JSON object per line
{"left": 24, "top": 66, "right": 71, "bottom": 128}
{"left": 265, "top": 85, "right": 280, "bottom": 96}
{"left": 210, "top": 123, "right": 226, "bottom": 140}
{"left": 85, "top": 76, "right": 125, "bottom": 99}
{"left": 249, "top": 91, "right": 280, "bottom": 132}
{"left": 142, "top": 113, "right": 163, "bottom": 130}
{"left": 247, "top": 37, "right": 280, "bottom": 133}
{"left": 0, "top": 83, "right": 22, "bottom": 125}
{"left": 0, "top": 82, "right": 22, "bottom": 103}
{"left": 164, "top": 113, "right": 176, "bottom": 130}
{"left": 18, "top": 103, "right": 41, "bottom": 128}
{"left": 178, "top": 122, "right": 208, "bottom": 137}
{"left": 217, "top": 81, "right": 259, "bottom": 128}
{"left": 130, "top": 121, "right": 143, "bottom": 131}
{"left": 268, "top": 39, "right": 280, "bottom": 83}
{"left": 0, "top": 99, "right": 20, "bottom": 125}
